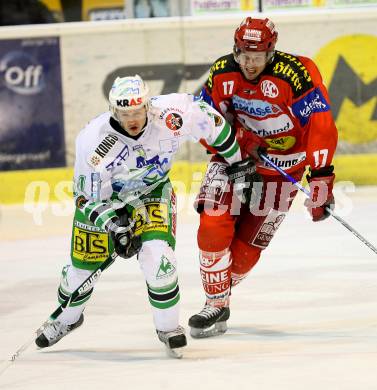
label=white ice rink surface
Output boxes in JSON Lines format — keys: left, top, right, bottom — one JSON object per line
{"left": 1, "top": 187, "right": 377, "bottom": 390}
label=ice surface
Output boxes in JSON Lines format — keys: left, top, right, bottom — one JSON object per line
{"left": 1, "top": 187, "right": 377, "bottom": 389}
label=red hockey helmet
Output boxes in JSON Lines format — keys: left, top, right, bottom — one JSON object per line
{"left": 234, "top": 17, "right": 278, "bottom": 52}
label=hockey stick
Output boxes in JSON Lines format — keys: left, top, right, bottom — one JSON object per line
{"left": 259, "top": 153, "right": 377, "bottom": 255}
{"left": 0, "top": 252, "right": 118, "bottom": 377}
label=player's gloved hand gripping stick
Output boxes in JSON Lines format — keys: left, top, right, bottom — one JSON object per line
{"left": 259, "top": 153, "right": 377, "bottom": 255}
{"left": 0, "top": 208, "right": 141, "bottom": 376}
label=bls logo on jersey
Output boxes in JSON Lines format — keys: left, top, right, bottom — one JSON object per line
{"left": 133, "top": 202, "right": 169, "bottom": 235}
{"left": 73, "top": 227, "right": 109, "bottom": 262}
{"left": 116, "top": 97, "right": 143, "bottom": 107}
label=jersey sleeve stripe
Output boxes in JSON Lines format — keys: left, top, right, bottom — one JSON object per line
{"left": 211, "top": 122, "right": 232, "bottom": 147}
{"left": 219, "top": 140, "right": 240, "bottom": 159}
{"left": 82, "top": 202, "right": 117, "bottom": 229}
{"left": 211, "top": 125, "right": 236, "bottom": 153}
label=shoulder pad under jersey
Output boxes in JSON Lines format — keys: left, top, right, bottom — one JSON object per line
{"left": 206, "top": 54, "right": 239, "bottom": 92}
{"left": 266, "top": 51, "right": 314, "bottom": 98}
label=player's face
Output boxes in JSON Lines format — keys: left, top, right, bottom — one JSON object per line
{"left": 117, "top": 107, "right": 147, "bottom": 136}
{"left": 238, "top": 51, "right": 268, "bottom": 81}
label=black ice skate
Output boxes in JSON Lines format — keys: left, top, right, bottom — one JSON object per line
{"left": 35, "top": 314, "right": 84, "bottom": 348}
{"left": 188, "top": 305, "right": 230, "bottom": 338}
{"left": 156, "top": 325, "right": 187, "bottom": 359}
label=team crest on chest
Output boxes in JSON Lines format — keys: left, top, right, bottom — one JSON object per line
{"left": 261, "top": 80, "right": 279, "bottom": 98}
{"left": 165, "top": 113, "right": 183, "bottom": 131}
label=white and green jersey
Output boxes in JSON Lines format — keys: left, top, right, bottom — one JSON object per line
{"left": 73, "top": 93, "right": 241, "bottom": 230}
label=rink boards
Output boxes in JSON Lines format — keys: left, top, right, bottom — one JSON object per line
{"left": 0, "top": 9, "right": 376, "bottom": 203}
{"left": 1, "top": 153, "right": 377, "bottom": 204}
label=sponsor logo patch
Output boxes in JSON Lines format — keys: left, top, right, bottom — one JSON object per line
{"left": 261, "top": 80, "right": 279, "bottom": 98}
{"left": 73, "top": 175, "right": 86, "bottom": 197}
{"left": 243, "top": 29, "right": 262, "bottom": 41}
{"left": 239, "top": 114, "right": 294, "bottom": 137}
{"left": 207, "top": 58, "right": 228, "bottom": 89}
{"left": 232, "top": 95, "right": 281, "bottom": 118}
{"left": 156, "top": 255, "right": 176, "bottom": 279}
{"left": 272, "top": 52, "right": 312, "bottom": 95}
{"left": 159, "top": 107, "right": 184, "bottom": 120}
{"left": 265, "top": 136, "right": 296, "bottom": 151}
{"left": 116, "top": 97, "right": 143, "bottom": 108}
{"left": 165, "top": 113, "right": 183, "bottom": 131}
{"left": 72, "top": 227, "right": 109, "bottom": 262}
{"left": 262, "top": 152, "right": 306, "bottom": 170}
{"left": 200, "top": 251, "right": 228, "bottom": 268}
{"left": 75, "top": 195, "right": 88, "bottom": 209}
{"left": 171, "top": 191, "right": 177, "bottom": 238}
{"left": 88, "top": 134, "right": 118, "bottom": 167}
{"left": 89, "top": 155, "right": 101, "bottom": 167}
{"left": 243, "top": 88, "right": 257, "bottom": 95}
{"left": 200, "top": 268, "right": 231, "bottom": 295}
{"left": 74, "top": 220, "right": 103, "bottom": 232}
{"left": 252, "top": 211, "right": 286, "bottom": 248}
{"left": 90, "top": 172, "right": 101, "bottom": 200}
{"left": 159, "top": 138, "right": 179, "bottom": 153}
{"left": 132, "top": 202, "right": 169, "bottom": 235}
{"left": 213, "top": 114, "right": 224, "bottom": 127}
{"left": 292, "top": 87, "right": 330, "bottom": 126}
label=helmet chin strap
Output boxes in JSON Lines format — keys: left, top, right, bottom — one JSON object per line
{"left": 266, "top": 50, "right": 275, "bottom": 64}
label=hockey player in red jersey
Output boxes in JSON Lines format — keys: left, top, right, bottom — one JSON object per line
{"left": 189, "top": 17, "right": 338, "bottom": 338}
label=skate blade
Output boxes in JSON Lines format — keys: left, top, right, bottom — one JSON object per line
{"left": 190, "top": 321, "right": 227, "bottom": 339}
{"left": 164, "top": 345, "right": 183, "bottom": 359}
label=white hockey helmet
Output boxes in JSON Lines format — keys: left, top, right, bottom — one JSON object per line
{"left": 109, "top": 75, "right": 149, "bottom": 117}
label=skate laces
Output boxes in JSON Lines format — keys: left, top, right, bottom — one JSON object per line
{"left": 43, "top": 321, "right": 66, "bottom": 341}
{"left": 199, "top": 305, "right": 223, "bottom": 319}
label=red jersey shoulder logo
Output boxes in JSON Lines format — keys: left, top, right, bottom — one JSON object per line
{"left": 261, "top": 80, "right": 279, "bottom": 98}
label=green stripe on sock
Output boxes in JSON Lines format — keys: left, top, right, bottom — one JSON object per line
{"left": 148, "top": 279, "right": 178, "bottom": 294}
{"left": 149, "top": 293, "right": 180, "bottom": 309}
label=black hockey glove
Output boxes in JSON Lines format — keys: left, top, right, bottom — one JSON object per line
{"left": 226, "top": 157, "right": 263, "bottom": 207}
{"left": 111, "top": 229, "right": 142, "bottom": 259}
{"left": 107, "top": 215, "right": 142, "bottom": 260}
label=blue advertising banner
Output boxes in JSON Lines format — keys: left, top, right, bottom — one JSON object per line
{"left": 0, "top": 37, "right": 65, "bottom": 170}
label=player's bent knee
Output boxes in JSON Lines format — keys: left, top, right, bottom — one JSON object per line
{"left": 197, "top": 212, "right": 235, "bottom": 252}
{"left": 139, "top": 240, "right": 180, "bottom": 310}
{"left": 231, "top": 239, "right": 262, "bottom": 276}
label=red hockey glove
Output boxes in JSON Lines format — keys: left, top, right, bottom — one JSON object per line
{"left": 304, "top": 166, "right": 335, "bottom": 222}
{"left": 237, "top": 127, "right": 268, "bottom": 161}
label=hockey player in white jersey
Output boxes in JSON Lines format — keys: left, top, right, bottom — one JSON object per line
{"left": 34, "top": 75, "right": 255, "bottom": 358}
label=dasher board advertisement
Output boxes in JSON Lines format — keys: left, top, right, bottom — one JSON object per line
{"left": 0, "top": 37, "right": 65, "bottom": 170}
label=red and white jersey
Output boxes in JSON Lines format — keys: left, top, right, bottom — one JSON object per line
{"left": 200, "top": 51, "right": 338, "bottom": 175}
